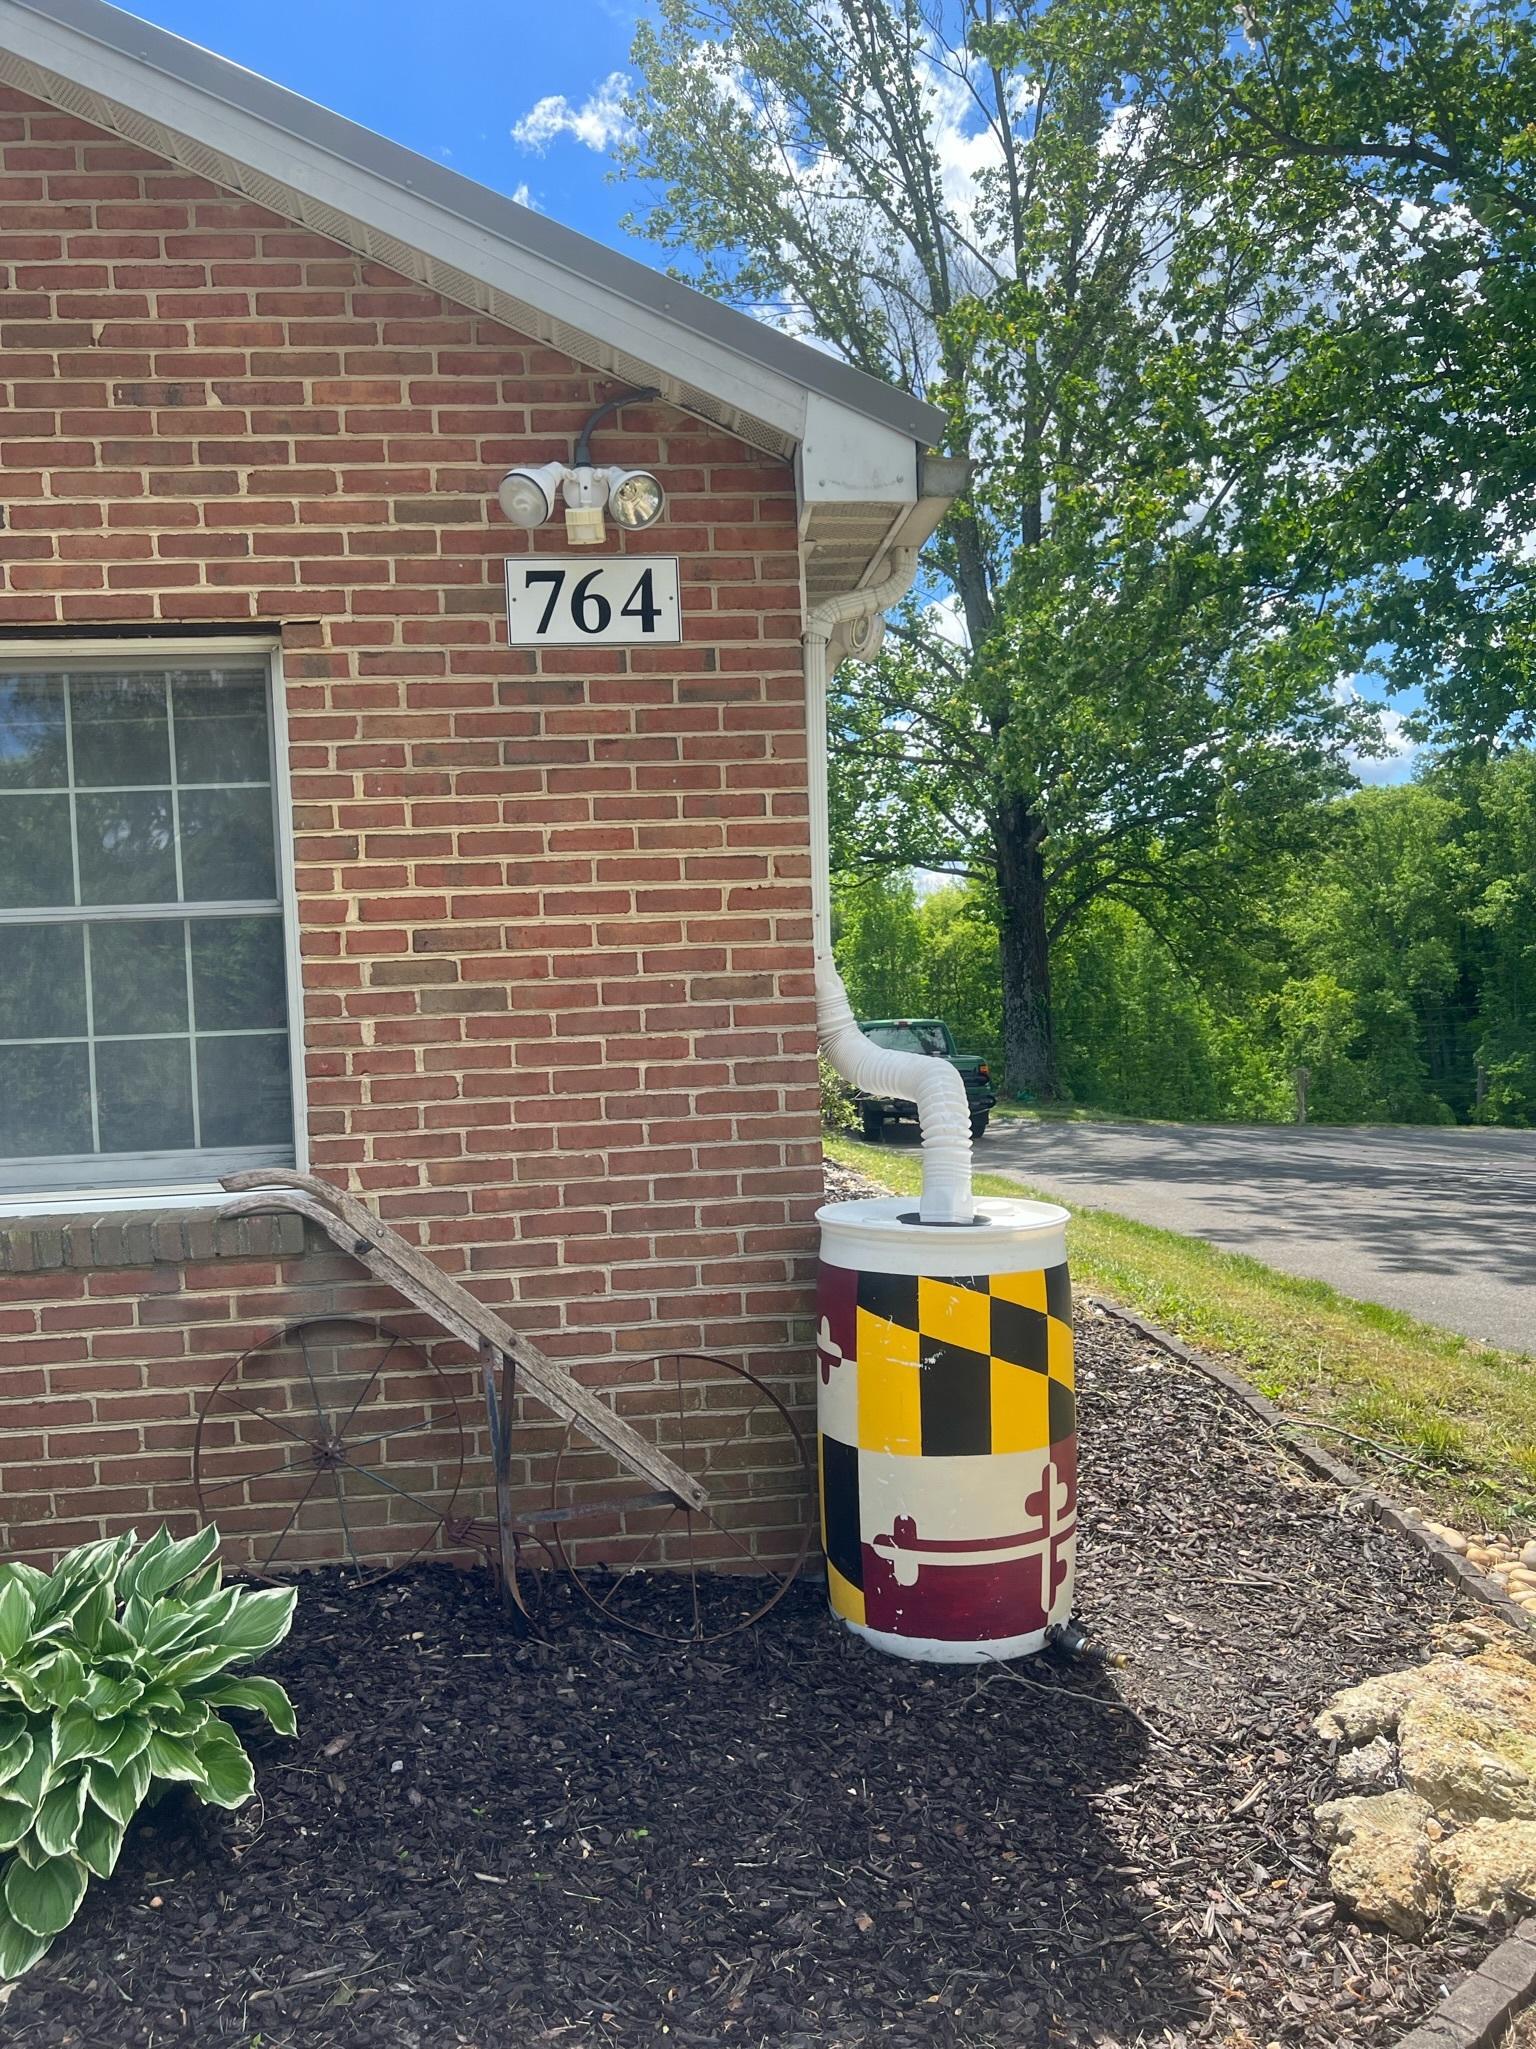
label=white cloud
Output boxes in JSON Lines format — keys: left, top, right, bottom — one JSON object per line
{"left": 511, "top": 72, "right": 633, "bottom": 154}
{"left": 926, "top": 592, "right": 971, "bottom": 649}
{"left": 924, "top": 64, "right": 1007, "bottom": 223}
{"left": 1352, "top": 707, "right": 1419, "bottom": 785}
{"left": 1335, "top": 679, "right": 1418, "bottom": 785}
{"left": 511, "top": 182, "right": 540, "bottom": 211}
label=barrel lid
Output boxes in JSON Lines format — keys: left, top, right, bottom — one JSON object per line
{"left": 816, "top": 1194, "right": 1069, "bottom": 1277}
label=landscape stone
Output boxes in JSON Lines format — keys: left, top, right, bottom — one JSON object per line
{"left": 1314, "top": 1667, "right": 1427, "bottom": 1746}
{"left": 1315, "top": 1648, "right": 1536, "bottom": 1939}
{"left": 1431, "top": 1819, "right": 1536, "bottom": 1918}
{"left": 1313, "top": 1789, "right": 1438, "bottom": 1937}
{"left": 1396, "top": 1655, "right": 1536, "bottom": 1824}
{"left": 1317, "top": 1649, "right": 1536, "bottom": 1821}
{"left": 1335, "top": 1733, "right": 1399, "bottom": 1789}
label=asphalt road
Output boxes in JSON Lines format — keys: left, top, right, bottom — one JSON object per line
{"left": 959, "top": 1118, "right": 1536, "bottom": 1352}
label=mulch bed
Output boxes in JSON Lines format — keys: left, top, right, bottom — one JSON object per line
{"left": 3, "top": 1314, "right": 1489, "bottom": 2049}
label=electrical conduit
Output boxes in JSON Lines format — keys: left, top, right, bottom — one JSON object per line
{"left": 804, "top": 549, "right": 976, "bottom": 1224}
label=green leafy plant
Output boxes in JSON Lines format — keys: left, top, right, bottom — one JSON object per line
{"left": 0, "top": 1526, "right": 297, "bottom": 1978}
{"left": 819, "top": 1053, "right": 857, "bottom": 1132}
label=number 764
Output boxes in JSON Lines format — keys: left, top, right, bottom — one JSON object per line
{"left": 524, "top": 566, "right": 661, "bottom": 635}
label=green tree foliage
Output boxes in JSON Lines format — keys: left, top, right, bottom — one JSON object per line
{"left": 830, "top": 870, "right": 923, "bottom": 1024}
{"left": 1052, "top": 901, "right": 1238, "bottom": 1118}
{"left": 832, "top": 873, "right": 1005, "bottom": 1067}
{"left": 1447, "top": 753, "right": 1536, "bottom": 1123}
{"left": 841, "top": 756, "right": 1536, "bottom": 1126}
{"left": 622, "top": 0, "right": 1391, "bottom": 1099}
{"left": 1162, "top": 0, "right": 1536, "bottom": 749}
{"left": 1045, "top": 784, "right": 1481, "bottom": 1125}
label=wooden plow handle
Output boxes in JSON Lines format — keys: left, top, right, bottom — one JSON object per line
{"left": 219, "top": 1169, "right": 709, "bottom": 1514}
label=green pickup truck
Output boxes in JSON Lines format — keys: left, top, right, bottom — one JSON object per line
{"left": 853, "top": 1017, "right": 998, "bottom": 1142}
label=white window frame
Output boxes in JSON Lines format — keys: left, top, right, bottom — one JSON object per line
{"left": 0, "top": 636, "right": 308, "bottom": 1215}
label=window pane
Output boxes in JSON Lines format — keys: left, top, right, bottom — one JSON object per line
{"left": 0, "top": 655, "right": 291, "bottom": 1189}
{"left": 172, "top": 672, "right": 271, "bottom": 783}
{"left": 191, "top": 915, "right": 286, "bottom": 1030}
{"left": 0, "top": 924, "right": 86, "bottom": 1039}
{"left": 178, "top": 787, "right": 276, "bottom": 900}
{"left": 0, "top": 794, "right": 75, "bottom": 908}
{"left": 75, "top": 791, "right": 177, "bottom": 904}
{"left": 96, "top": 1038, "right": 193, "bottom": 1152}
{"left": 0, "top": 675, "right": 69, "bottom": 790}
{"left": 197, "top": 1033, "right": 291, "bottom": 1148}
{"left": 69, "top": 671, "right": 171, "bottom": 788}
{"left": 90, "top": 919, "right": 188, "bottom": 1036}
{"left": 0, "top": 1044, "right": 92, "bottom": 1157}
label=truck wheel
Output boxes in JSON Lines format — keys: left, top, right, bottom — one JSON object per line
{"left": 969, "top": 1113, "right": 989, "bottom": 1141}
{"left": 861, "top": 1105, "right": 885, "bottom": 1142}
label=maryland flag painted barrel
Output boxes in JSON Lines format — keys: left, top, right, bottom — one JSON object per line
{"left": 815, "top": 1195, "right": 1075, "bottom": 1663}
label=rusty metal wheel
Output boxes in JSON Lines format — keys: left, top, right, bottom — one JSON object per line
{"left": 550, "top": 1353, "right": 813, "bottom": 1644}
{"left": 193, "top": 1314, "right": 465, "bottom": 1584}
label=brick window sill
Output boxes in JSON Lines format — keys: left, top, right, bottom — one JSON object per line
{"left": 0, "top": 1208, "right": 306, "bottom": 1275}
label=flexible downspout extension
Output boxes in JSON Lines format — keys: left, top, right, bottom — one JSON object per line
{"left": 805, "top": 549, "right": 976, "bottom": 1224}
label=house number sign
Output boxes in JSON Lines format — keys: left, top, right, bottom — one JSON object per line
{"left": 504, "top": 556, "right": 683, "bottom": 647}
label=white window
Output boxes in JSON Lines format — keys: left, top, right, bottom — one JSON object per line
{"left": 0, "top": 641, "right": 304, "bottom": 1206}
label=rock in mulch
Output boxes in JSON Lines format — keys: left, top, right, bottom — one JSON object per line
{"left": 1313, "top": 1790, "right": 1442, "bottom": 1938}
{"left": 1437, "top": 1819, "right": 1536, "bottom": 1918}
{"left": 0, "top": 1312, "right": 1492, "bottom": 2047}
{"left": 1315, "top": 1636, "right": 1536, "bottom": 1928}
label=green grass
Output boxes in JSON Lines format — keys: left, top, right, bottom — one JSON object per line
{"left": 989, "top": 1099, "right": 1140, "bottom": 1123}
{"left": 989, "top": 1098, "right": 1245, "bottom": 1126}
{"left": 826, "top": 1131, "right": 1536, "bottom": 1531}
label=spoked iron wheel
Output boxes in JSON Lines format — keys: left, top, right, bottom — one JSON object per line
{"left": 193, "top": 1315, "right": 466, "bottom": 1585}
{"left": 550, "top": 1353, "right": 813, "bottom": 1644}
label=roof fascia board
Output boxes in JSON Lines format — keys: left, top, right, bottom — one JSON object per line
{"left": 0, "top": 0, "right": 949, "bottom": 457}
{"left": 798, "top": 393, "right": 917, "bottom": 510}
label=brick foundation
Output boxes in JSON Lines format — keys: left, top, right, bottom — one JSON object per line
{"left": 0, "top": 85, "right": 822, "bottom": 1572}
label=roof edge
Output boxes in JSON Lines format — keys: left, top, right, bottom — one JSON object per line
{"left": 4, "top": 0, "right": 949, "bottom": 451}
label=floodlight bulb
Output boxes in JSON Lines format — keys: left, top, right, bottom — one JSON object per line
{"left": 496, "top": 459, "right": 565, "bottom": 528}
{"left": 607, "top": 468, "right": 665, "bottom": 531}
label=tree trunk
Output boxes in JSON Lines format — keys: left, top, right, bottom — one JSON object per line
{"left": 995, "top": 798, "right": 1058, "bottom": 1101}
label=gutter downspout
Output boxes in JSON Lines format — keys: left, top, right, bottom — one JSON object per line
{"left": 804, "top": 549, "right": 976, "bottom": 1225}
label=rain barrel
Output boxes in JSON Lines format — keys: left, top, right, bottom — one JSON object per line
{"left": 815, "top": 1194, "right": 1075, "bottom": 1663}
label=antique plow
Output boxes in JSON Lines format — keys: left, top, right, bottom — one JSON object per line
{"left": 200, "top": 1170, "right": 810, "bottom": 1643}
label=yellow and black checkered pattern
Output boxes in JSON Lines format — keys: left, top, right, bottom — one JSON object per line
{"left": 854, "top": 1265, "right": 1073, "bottom": 1458}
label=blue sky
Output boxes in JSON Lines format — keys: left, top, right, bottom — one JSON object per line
{"left": 124, "top": 0, "right": 650, "bottom": 250}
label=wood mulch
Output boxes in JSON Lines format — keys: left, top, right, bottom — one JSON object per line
{"left": 2, "top": 1314, "right": 1492, "bottom": 2048}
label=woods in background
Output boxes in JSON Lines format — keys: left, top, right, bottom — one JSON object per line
{"left": 834, "top": 751, "right": 1536, "bottom": 1126}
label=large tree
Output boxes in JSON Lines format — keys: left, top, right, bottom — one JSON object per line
{"left": 621, "top": 0, "right": 1384, "bottom": 1094}
{"left": 1161, "top": 0, "right": 1536, "bottom": 753}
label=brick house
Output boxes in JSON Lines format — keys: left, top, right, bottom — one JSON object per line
{"left": 0, "top": 0, "right": 954, "bottom": 1576}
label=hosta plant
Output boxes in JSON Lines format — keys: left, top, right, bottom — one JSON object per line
{"left": 0, "top": 1525, "right": 297, "bottom": 1978}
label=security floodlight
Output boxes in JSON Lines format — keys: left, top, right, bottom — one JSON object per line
{"left": 497, "top": 458, "right": 565, "bottom": 529}
{"left": 606, "top": 468, "right": 665, "bottom": 532}
{"left": 492, "top": 388, "right": 667, "bottom": 541}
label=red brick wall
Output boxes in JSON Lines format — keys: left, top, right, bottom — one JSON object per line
{"left": 0, "top": 86, "right": 823, "bottom": 1576}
